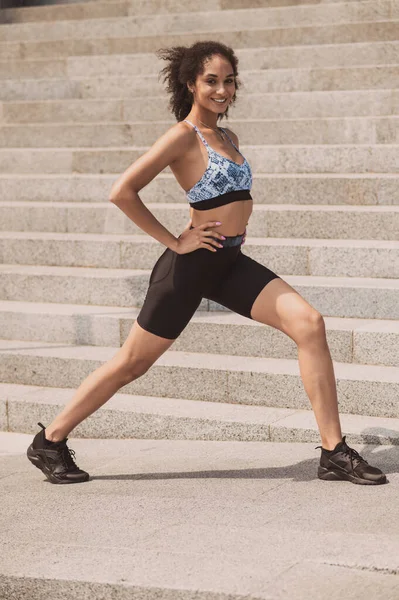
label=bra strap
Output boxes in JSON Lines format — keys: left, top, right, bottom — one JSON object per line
{"left": 183, "top": 119, "right": 209, "bottom": 148}
{"left": 219, "top": 127, "right": 240, "bottom": 153}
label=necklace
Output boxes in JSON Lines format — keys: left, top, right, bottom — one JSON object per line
{"left": 197, "top": 119, "right": 226, "bottom": 141}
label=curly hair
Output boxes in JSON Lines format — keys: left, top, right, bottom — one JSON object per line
{"left": 156, "top": 41, "right": 240, "bottom": 122}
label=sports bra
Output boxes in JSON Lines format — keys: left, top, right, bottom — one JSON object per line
{"left": 183, "top": 119, "right": 252, "bottom": 211}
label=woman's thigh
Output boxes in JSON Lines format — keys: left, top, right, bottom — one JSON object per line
{"left": 250, "top": 277, "right": 323, "bottom": 342}
{"left": 207, "top": 251, "right": 323, "bottom": 342}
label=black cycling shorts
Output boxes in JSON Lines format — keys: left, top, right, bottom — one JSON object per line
{"left": 136, "top": 229, "right": 280, "bottom": 340}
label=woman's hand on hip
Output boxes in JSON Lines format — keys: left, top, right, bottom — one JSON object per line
{"left": 175, "top": 221, "right": 226, "bottom": 254}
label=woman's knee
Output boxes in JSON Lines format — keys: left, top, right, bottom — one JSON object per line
{"left": 115, "top": 355, "right": 153, "bottom": 385}
{"left": 289, "top": 308, "right": 326, "bottom": 346}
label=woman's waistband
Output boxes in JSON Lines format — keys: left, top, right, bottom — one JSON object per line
{"left": 189, "top": 225, "right": 244, "bottom": 247}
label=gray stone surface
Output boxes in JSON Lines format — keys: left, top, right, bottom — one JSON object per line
{"left": 0, "top": 398, "right": 6, "bottom": 431}
{"left": 0, "top": 56, "right": 66, "bottom": 79}
{"left": 2, "top": 65, "right": 398, "bottom": 99}
{"left": 0, "top": 0, "right": 222, "bottom": 25}
{"left": 2, "top": 144, "right": 399, "bottom": 175}
{"left": 0, "top": 341, "right": 398, "bottom": 418}
{"left": 0, "top": 301, "right": 398, "bottom": 366}
{"left": 1, "top": 202, "right": 398, "bottom": 240}
{"left": 0, "top": 434, "right": 398, "bottom": 599}
{"left": 3, "top": 89, "right": 399, "bottom": 123}
{"left": 0, "top": 263, "right": 151, "bottom": 307}
{"left": 2, "top": 39, "right": 399, "bottom": 75}
{"left": 2, "top": 381, "right": 399, "bottom": 444}
{"left": 67, "top": 41, "right": 399, "bottom": 74}
{"left": 4, "top": 301, "right": 396, "bottom": 365}
{"left": 2, "top": 1, "right": 396, "bottom": 43}
{"left": 127, "top": 89, "right": 399, "bottom": 120}
{"left": 0, "top": 0, "right": 363, "bottom": 27}
{"left": 354, "top": 321, "right": 399, "bottom": 367}
{"left": 2, "top": 172, "right": 399, "bottom": 205}
{"left": 2, "top": 21, "right": 398, "bottom": 61}
{"left": 1, "top": 232, "right": 398, "bottom": 278}
{"left": 1, "top": 116, "right": 399, "bottom": 147}
{"left": 1, "top": 264, "right": 398, "bottom": 318}
{"left": 0, "top": 148, "right": 74, "bottom": 174}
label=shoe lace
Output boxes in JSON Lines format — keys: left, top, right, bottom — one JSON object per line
{"left": 315, "top": 443, "right": 368, "bottom": 468}
{"left": 343, "top": 446, "right": 368, "bottom": 468}
{"left": 57, "top": 443, "right": 79, "bottom": 472}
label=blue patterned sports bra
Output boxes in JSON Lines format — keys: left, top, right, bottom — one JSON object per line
{"left": 183, "top": 119, "right": 252, "bottom": 211}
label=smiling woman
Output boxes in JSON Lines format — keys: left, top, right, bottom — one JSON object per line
{"left": 157, "top": 44, "right": 253, "bottom": 236}
{"left": 157, "top": 41, "right": 241, "bottom": 121}
{"left": 26, "top": 40, "right": 387, "bottom": 488}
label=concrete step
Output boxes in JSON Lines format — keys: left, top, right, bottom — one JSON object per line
{"left": 1, "top": 232, "right": 399, "bottom": 278}
{"left": 1, "top": 202, "right": 398, "bottom": 241}
{"left": 1, "top": 65, "right": 398, "bottom": 99}
{"left": 2, "top": 68, "right": 399, "bottom": 111}
{"left": 2, "top": 39, "right": 399, "bottom": 77}
{"left": 0, "top": 0, "right": 388, "bottom": 27}
{"left": 2, "top": 381, "right": 399, "bottom": 445}
{"left": 0, "top": 0, "right": 255, "bottom": 26}
{"left": 0, "top": 264, "right": 398, "bottom": 319}
{"left": 3, "top": 89, "right": 399, "bottom": 123}
{"left": 0, "top": 57, "right": 67, "bottom": 81}
{"left": 0, "top": 301, "right": 398, "bottom": 367}
{"left": 0, "top": 339, "right": 398, "bottom": 417}
{"left": 1, "top": 173, "right": 399, "bottom": 206}
{"left": 0, "top": 1, "right": 370, "bottom": 27}
{"left": 2, "top": 145, "right": 399, "bottom": 175}
{"left": 1, "top": 2, "right": 397, "bottom": 44}
{"left": 0, "top": 0, "right": 131, "bottom": 25}
{"left": 2, "top": 117, "right": 399, "bottom": 147}
{"left": 2, "top": 20, "right": 398, "bottom": 61}
{"left": 0, "top": 117, "right": 393, "bottom": 149}
{"left": 62, "top": 40, "right": 399, "bottom": 73}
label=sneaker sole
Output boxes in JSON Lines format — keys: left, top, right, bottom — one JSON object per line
{"left": 318, "top": 466, "right": 387, "bottom": 485}
{"left": 27, "top": 445, "right": 90, "bottom": 484}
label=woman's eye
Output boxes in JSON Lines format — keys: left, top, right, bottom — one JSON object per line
{"left": 207, "top": 79, "right": 234, "bottom": 84}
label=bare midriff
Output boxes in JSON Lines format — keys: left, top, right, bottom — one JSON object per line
{"left": 190, "top": 198, "right": 253, "bottom": 237}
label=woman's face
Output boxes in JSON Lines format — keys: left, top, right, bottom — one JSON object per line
{"left": 190, "top": 54, "right": 236, "bottom": 115}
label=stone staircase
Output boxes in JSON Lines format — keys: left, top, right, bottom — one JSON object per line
{"left": 0, "top": 0, "right": 398, "bottom": 446}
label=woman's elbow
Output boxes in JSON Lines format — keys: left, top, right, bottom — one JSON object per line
{"left": 109, "top": 180, "right": 123, "bottom": 202}
{"left": 109, "top": 182, "right": 131, "bottom": 203}
{"left": 109, "top": 183, "right": 140, "bottom": 207}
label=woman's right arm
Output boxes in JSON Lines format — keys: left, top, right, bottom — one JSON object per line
{"left": 109, "top": 122, "right": 192, "bottom": 251}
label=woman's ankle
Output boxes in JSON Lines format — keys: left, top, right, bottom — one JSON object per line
{"left": 44, "top": 427, "right": 65, "bottom": 443}
{"left": 320, "top": 436, "right": 343, "bottom": 452}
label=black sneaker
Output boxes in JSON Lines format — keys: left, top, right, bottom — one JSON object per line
{"left": 316, "top": 436, "right": 387, "bottom": 485}
{"left": 27, "top": 422, "right": 90, "bottom": 484}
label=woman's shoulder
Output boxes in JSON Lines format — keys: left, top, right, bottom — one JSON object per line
{"left": 163, "top": 120, "right": 197, "bottom": 146}
{"left": 154, "top": 121, "right": 198, "bottom": 166}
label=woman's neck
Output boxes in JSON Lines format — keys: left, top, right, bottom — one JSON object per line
{"left": 186, "top": 110, "right": 219, "bottom": 129}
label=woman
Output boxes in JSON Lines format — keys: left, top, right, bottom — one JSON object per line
{"left": 27, "top": 41, "right": 386, "bottom": 486}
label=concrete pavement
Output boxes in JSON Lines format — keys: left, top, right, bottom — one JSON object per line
{"left": 1, "top": 433, "right": 398, "bottom": 599}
